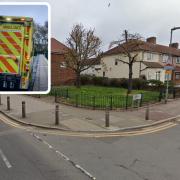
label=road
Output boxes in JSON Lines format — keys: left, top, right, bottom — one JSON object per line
{"left": 32, "top": 54, "right": 48, "bottom": 91}
{"left": 0, "top": 121, "right": 88, "bottom": 180}
{"left": 34, "top": 125, "right": 180, "bottom": 180}
{"left": 1, "top": 118, "right": 180, "bottom": 180}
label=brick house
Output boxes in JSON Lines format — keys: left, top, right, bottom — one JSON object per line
{"left": 51, "top": 38, "right": 75, "bottom": 86}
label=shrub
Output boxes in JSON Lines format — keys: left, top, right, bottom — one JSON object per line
{"left": 109, "top": 78, "right": 118, "bottom": 87}
{"left": 164, "top": 80, "right": 174, "bottom": 88}
{"left": 147, "top": 79, "right": 163, "bottom": 87}
{"left": 80, "top": 75, "right": 165, "bottom": 91}
{"left": 81, "top": 75, "right": 93, "bottom": 85}
{"left": 92, "top": 76, "right": 104, "bottom": 85}
{"left": 132, "top": 78, "right": 147, "bottom": 90}
{"left": 146, "top": 80, "right": 164, "bottom": 89}
{"left": 119, "top": 78, "right": 128, "bottom": 88}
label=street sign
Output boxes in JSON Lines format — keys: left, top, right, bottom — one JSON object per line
{"left": 165, "top": 70, "right": 172, "bottom": 75}
{"left": 133, "top": 94, "right": 142, "bottom": 101}
{"left": 164, "top": 65, "right": 174, "bottom": 70}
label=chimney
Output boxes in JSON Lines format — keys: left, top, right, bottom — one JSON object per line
{"left": 146, "top": 37, "right": 156, "bottom": 44}
{"left": 169, "top": 42, "right": 179, "bottom": 49}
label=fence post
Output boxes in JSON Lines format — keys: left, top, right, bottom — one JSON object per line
{"left": 140, "top": 93, "right": 143, "bottom": 107}
{"left": 145, "top": 104, "right": 150, "bottom": 120}
{"left": 75, "top": 94, "right": 78, "bottom": 107}
{"left": 55, "top": 105, "right": 59, "bottom": 125}
{"left": 93, "top": 96, "right": 95, "bottom": 110}
{"left": 105, "top": 106, "right": 110, "bottom": 127}
{"left": 66, "top": 89, "right": 69, "bottom": 98}
{"left": 55, "top": 92, "right": 58, "bottom": 103}
{"left": 7, "top": 96, "right": 10, "bottom": 111}
{"left": 159, "top": 89, "right": 162, "bottom": 102}
{"left": 173, "top": 88, "right": 176, "bottom": 99}
{"left": 22, "top": 101, "right": 26, "bottom": 118}
{"left": 110, "top": 96, "right": 113, "bottom": 110}
{"left": 125, "top": 93, "right": 129, "bottom": 110}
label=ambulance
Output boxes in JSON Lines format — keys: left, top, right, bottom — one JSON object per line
{"left": 0, "top": 16, "right": 34, "bottom": 90}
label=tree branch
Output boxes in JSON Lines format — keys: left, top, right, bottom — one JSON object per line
{"left": 116, "top": 59, "right": 129, "bottom": 65}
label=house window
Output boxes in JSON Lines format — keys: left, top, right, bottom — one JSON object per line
{"left": 162, "top": 55, "right": 170, "bottom": 63}
{"left": 60, "top": 62, "right": 66, "bottom": 68}
{"left": 175, "top": 72, "right": 180, "bottom": 80}
{"left": 115, "top": 59, "right": 118, "bottom": 65}
{"left": 147, "top": 53, "right": 153, "bottom": 60}
{"left": 148, "top": 72, "right": 152, "bottom": 80}
{"left": 155, "top": 71, "right": 161, "bottom": 80}
{"left": 103, "top": 71, "right": 105, "bottom": 77}
{"left": 176, "top": 57, "right": 180, "bottom": 64}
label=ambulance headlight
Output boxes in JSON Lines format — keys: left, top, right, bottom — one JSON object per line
{"left": 6, "top": 17, "right": 12, "bottom": 21}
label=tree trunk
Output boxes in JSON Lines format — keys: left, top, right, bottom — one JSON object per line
{"left": 128, "top": 64, "right": 133, "bottom": 94}
{"left": 76, "top": 72, "right": 81, "bottom": 88}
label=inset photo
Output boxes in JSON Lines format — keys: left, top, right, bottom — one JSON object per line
{"left": 0, "top": 2, "right": 50, "bottom": 94}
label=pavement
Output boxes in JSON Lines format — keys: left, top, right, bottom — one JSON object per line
{"left": 0, "top": 94, "right": 180, "bottom": 132}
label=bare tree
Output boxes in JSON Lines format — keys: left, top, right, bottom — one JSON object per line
{"left": 33, "top": 21, "right": 48, "bottom": 55}
{"left": 65, "top": 24, "right": 102, "bottom": 88}
{"left": 109, "top": 30, "right": 143, "bottom": 93}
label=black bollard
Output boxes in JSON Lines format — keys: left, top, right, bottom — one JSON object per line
{"left": 7, "top": 96, "right": 10, "bottom": 111}
{"left": 22, "top": 101, "right": 26, "bottom": 118}
{"left": 55, "top": 105, "right": 59, "bottom": 125}
{"left": 105, "top": 106, "right": 110, "bottom": 127}
{"left": 145, "top": 104, "right": 150, "bottom": 120}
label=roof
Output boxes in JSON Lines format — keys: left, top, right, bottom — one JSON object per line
{"left": 51, "top": 38, "right": 68, "bottom": 54}
{"left": 104, "top": 40, "right": 180, "bottom": 57}
{"left": 142, "top": 61, "right": 164, "bottom": 68}
{"left": 82, "top": 58, "right": 100, "bottom": 66}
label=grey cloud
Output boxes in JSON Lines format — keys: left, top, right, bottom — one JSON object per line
{"left": 1, "top": 0, "right": 180, "bottom": 50}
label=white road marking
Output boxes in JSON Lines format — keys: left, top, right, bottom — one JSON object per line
{"left": 42, "top": 140, "right": 53, "bottom": 149}
{"left": 31, "top": 132, "right": 96, "bottom": 180}
{"left": 56, "top": 150, "right": 70, "bottom": 161}
{"left": 0, "top": 149, "right": 12, "bottom": 168}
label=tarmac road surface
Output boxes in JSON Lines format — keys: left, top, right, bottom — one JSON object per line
{"left": 1, "top": 113, "right": 180, "bottom": 180}
{"left": 0, "top": 120, "right": 89, "bottom": 180}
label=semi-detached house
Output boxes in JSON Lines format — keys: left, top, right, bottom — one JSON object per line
{"left": 88, "top": 37, "right": 180, "bottom": 86}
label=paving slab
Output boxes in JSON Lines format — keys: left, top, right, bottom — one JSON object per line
{"left": 61, "top": 118, "right": 106, "bottom": 131}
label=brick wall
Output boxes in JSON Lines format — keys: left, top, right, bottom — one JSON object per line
{"left": 51, "top": 53, "right": 76, "bottom": 86}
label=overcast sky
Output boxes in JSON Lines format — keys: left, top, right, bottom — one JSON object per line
{"left": 1, "top": 0, "right": 180, "bottom": 51}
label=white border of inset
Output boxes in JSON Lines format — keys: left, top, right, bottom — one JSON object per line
{"left": 0, "top": 2, "right": 51, "bottom": 94}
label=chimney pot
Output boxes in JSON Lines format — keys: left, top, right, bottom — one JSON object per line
{"left": 169, "top": 42, "right": 179, "bottom": 49}
{"left": 146, "top": 37, "right": 156, "bottom": 44}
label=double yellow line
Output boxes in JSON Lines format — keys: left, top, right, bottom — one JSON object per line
{"left": 0, "top": 114, "right": 177, "bottom": 138}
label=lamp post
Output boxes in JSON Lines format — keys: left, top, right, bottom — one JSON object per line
{"left": 165, "top": 27, "right": 180, "bottom": 103}
{"left": 170, "top": 27, "right": 180, "bottom": 45}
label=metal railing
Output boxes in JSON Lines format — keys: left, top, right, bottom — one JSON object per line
{"left": 49, "top": 88, "right": 163, "bottom": 110}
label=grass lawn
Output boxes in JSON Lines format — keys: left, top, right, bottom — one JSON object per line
{"left": 50, "top": 85, "right": 160, "bottom": 109}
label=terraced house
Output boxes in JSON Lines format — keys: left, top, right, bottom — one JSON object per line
{"left": 87, "top": 37, "right": 180, "bottom": 86}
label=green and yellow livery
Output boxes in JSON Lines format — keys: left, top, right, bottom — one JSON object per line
{"left": 0, "top": 16, "right": 34, "bottom": 90}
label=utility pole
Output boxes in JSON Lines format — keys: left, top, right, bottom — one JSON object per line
{"left": 165, "top": 27, "right": 180, "bottom": 103}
